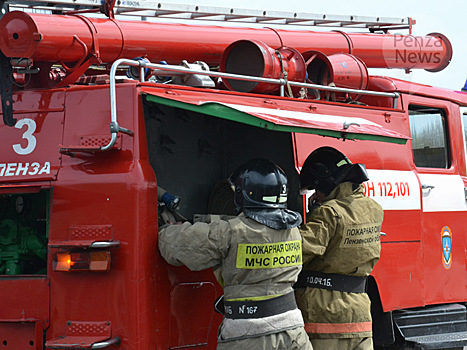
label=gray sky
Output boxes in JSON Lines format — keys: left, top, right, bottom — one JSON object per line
{"left": 171, "top": 0, "right": 466, "bottom": 91}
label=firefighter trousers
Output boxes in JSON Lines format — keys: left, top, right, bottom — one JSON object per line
{"left": 217, "top": 327, "right": 313, "bottom": 350}
{"left": 310, "top": 337, "right": 373, "bottom": 350}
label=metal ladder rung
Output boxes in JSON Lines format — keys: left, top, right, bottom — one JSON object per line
{"left": 5, "top": 0, "right": 413, "bottom": 30}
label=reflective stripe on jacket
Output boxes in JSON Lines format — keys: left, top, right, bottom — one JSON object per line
{"left": 297, "top": 182, "right": 383, "bottom": 339}
{"left": 159, "top": 214, "right": 305, "bottom": 340}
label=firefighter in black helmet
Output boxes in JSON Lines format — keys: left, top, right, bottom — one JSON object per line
{"left": 295, "top": 147, "right": 383, "bottom": 350}
{"left": 159, "top": 159, "right": 312, "bottom": 350}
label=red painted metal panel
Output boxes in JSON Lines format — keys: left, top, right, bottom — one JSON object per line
{"left": 44, "top": 85, "right": 159, "bottom": 349}
{"left": 59, "top": 84, "right": 135, "bottom": 154}
{"left": 0, "top": 278, "right": 49, "bottom": 322}
{"left": 401, "top": 93, "right": 467, "bottom": 308}
{"left": 422, "top": 212, "right": 467, "bottom": 305}
{"left": 0, "top": 90, "right": 65, "bottom": 183}
{"left": 293, "top": 112, "right": 412, "bottom": 171}
{"left": 228, "top": 104, "right": 406, "bottom": 140}
{"left": 68, "top": 225, "right": 113, "bottom": 241}
{"left": 155, "top": 261, "right": 223, "bottom": 349}
{"left": 0, "top": 321, "right": 43, "bottom": 350}
{"left": 379, "top": 210, "right": 422, "bottom": 247}
{"left": 49, "top": 225, "right": 114, "bottom": 248}
{"left": 8, "top": 90, "right": 65, "bottom": 114}
{"left": 141, "top": 85, "right": 408, "bottom": 142}
{"left": 373, "top": 242, "right": 424, "bottom": 312}
{"left": 169, "top": 282, "right": 217, "bottom": 348}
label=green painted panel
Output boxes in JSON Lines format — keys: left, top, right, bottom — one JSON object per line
{"left": 144, "top": 94, "right": 406, "bottom": 144}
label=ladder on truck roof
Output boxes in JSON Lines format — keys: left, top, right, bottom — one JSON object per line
{"left": 4, "top": 0, "right": 414, "bottom": 32}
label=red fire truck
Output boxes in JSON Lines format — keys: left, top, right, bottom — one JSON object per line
{"left": 0, "top": 0, "right": 466, "bottom": 349}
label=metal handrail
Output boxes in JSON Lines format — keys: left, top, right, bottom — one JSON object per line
{"left": 91, "top": 336, "right": 121, "bottom": 349}
{"left": 89, "top": 241, "right": 121, "bottom": 249}
{"left": 105, "top": 58, "right": 399, "bottom": 151}
{"left": 103, "top": 59, "right": 137, "bottom": 151}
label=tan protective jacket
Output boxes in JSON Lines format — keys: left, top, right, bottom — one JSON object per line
{"left": 296, "top": 182, "right": 383, "bottom": 339}
{"left": 159, "top": 214, "right": 305, "bottom": 341}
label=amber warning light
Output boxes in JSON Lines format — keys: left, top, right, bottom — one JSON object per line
{"left": 53, "top": 251, "right": 111, "bottom": 271}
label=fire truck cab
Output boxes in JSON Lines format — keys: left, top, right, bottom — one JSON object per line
{"left": 0, "top": 1, "right": 466, "bottom": 349}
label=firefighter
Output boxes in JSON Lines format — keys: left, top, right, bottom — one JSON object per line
{"left": 295, "top": 147, "right": 383, "bottom": 350}
{"left": 158, "top": 159, "right": 312, "bottom": 350}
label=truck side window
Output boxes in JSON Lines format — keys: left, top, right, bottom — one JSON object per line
{"left": 409, "top": 106, "right": 449, "bottom": 168}
{"left": 462, "top": 108, "right": 467, "bottom": 157}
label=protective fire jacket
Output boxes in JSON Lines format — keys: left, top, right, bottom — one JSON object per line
{"left": 158, "top": 214, "right": 305, "bottom": 341}
{"left": 296, "top": 182, "right": 383, "bottom": 339}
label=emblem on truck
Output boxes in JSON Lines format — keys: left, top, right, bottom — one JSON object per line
{"left": 441, "top": 226, "right": 452, "bottom": 269}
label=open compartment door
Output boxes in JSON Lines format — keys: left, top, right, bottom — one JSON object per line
{"left": 142, "top": 88, "right": 409, "bottom": 145}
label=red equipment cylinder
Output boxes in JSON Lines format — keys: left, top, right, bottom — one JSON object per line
{"left": 302, "top": 50, "right": 333, "bottom": 86}
{"left": 303, "top": 51, "right": 369, "bottom": 89}
{"left": 0, "top": 11, "right": 452, "bottom": 72}
{"left": 220, "top": 40, "right": 306, "bottom": 95}
{"left": 303, "top": 50, "right": 369, "bottom": 101}
{"left": 327, "top": 54, "right": 369, "bottom": 91}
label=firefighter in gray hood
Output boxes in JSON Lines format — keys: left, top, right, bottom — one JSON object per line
{"left": 158, "top": 159, "right": 312, "bottom": 350}
{"left": 295, "top": 147, "right": 383, "bottom": 350}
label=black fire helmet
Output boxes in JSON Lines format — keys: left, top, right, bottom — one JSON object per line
{"left": 228, "top": 158, "right": 301, "bottom": 230}
{"left": 300, "top": 147, "right": 369, "bottom": 196}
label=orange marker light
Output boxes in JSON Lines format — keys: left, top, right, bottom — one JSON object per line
{"left": 53, "top": 251, "right": 111, "bottom": 272}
